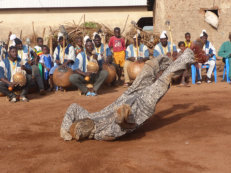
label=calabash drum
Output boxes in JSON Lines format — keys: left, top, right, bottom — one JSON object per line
{"left": 87, "top": 61, "right": 99, "bottom": 73}
{"left": 53, "top": 66, "right": 73, "bottom": 88}
{"left": 127, "top": 61, "right": 145, "bottom": 80}
{"left": 103, "top": 64, "right": 116, "bottom": 84}
{"left": 13, "top": 72, "right": 27, "bottom": 87}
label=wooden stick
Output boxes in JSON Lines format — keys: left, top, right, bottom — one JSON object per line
{"left": 168, "top": 25, "right": 173, "bottom": 54}
{"left": 62, "top": 37, "right": 65, "bottom": 63}
{"left": 32, "top": 21, "right": 36, "bottom": 43}
{"left": 121, "top": 15, "right": 129, "bottom": 34}
{"left": 83, "top": 14, "right": 86, "bottom": 36}
{"left": 49, "top": 35, "right": 53, "bottom": 57}
{"left": 102, "top": 33, "right": 107, "bottom": 61}
{"left": 42, "top": 28, "right": 46, "bottom": 40}
{"left": 78, "top": 15, "right": 83, "bottom": 26}
{"left": 19, "top": 30, "right": 22, "bottom": 40}
{"left": 136, "top": 33, "right": 139, "bottom": 59}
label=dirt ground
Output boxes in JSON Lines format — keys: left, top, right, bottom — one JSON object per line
{"left": 0, "top": 81, "right": 231, "bottom": 173}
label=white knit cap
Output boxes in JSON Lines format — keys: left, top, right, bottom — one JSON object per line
{"left": 57, "top": 32, "right": 64, "bottom": 41}
{"left": 93, "top": 32, "right": 99, "bottom": 39}
{"left": 200, "top": 29, "right": 207, "bottom": 37}
{"left": 160, "top": 30, "right": 167, "bottom": 39}
{"left": 84, "top": 35, "right": 90, "bottom": 44}
{"left": 10, "top": 34, "right": 17, "bottom": 41}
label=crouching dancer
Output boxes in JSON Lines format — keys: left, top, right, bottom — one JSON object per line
{"left": 60, "top": 40, "right": 207, "bottom": 141}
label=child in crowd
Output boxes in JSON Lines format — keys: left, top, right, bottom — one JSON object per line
{"left": 177, "top": 41, "right": 189, "bottom": 86}
{"left": 34, "top": 37, "right": 44, "bottom": 78}
{"left": 40, "top": 45, "right": 53, "bottom": 90}
{"left": 108, "top": 27, "right": 126, "bottom": 84}
{"left": 184, "top": 32, "right": 192, "bottom": 48}
{"left": 177, "top": 41, "right": 186, "bottom": 54}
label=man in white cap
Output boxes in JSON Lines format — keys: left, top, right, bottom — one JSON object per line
{"left": 197, "top": 30, "right": 216, "bottom": 83}
{"left": 153, "top": 31, "right": 177, "bottom": 59}
{"left": 123, "top": 34, "right": 149, "bottom": 86}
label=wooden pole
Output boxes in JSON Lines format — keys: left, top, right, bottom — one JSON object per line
{"left": 121, "top": 15, "right": 129, "bottom": 34}
{"left": 49, "top": 35, "right": 53, "bottom": 57}
{"left": 42, "top": 28, "right": 46, "bottom": 40}
{"left": 136, "top": 33, "right": 139, "bottom": 59}
{"left": 83, "top": 14, "right": 86, "bottom": 36}
{"left": 32, "top": 21, "right": 36, "bottom": 43}
{"left": 19, "top": 30, "right": 22, "bottom": 40}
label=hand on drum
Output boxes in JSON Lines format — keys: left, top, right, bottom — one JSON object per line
{"left": 21, "top": 65, "right": 26, "bottom": 70}
{"left": 85, "top": 72, "right": 92, "bottom": 77}
{"left": 127, "top": 57, "right": 135, "bottom": 62}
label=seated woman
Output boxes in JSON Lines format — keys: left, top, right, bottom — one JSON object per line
{"left": 60, "top": 40, "right": 207, "bottom": 141}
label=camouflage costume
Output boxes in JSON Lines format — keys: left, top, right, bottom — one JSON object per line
{"left": 61, "top": 48, "right": 195, "bottom": 141}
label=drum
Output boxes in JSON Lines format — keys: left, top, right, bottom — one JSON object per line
{"left": 53, "top": 66, "right": 73, "bottom": 88}
{"left": 0, "top": 92, "right": 5, "bottom": 97}
{"left": 103, "top": 64, "right": 116, "bottom": 84}
{"left": 13, "top": 72, "right": 27, "bottom": 87}
{"left": 127, "top": 61, "right": 145, "bottom": 80}
{"left": 87, "top": 61, "right": 99, "bottom": 73}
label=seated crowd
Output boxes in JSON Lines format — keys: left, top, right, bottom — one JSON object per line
{"left": 0, "top": 27, "right": 230, "bottom": 103}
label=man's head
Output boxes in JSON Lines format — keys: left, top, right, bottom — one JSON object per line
{"left": 42, "top": 45, "right": 49, "bottom": 54}
{"left": 190, "top": 38, "right": 208, "bottom": 63}
{"left": 9, "top": 46, "right": 18, "bottom": 60}
{"left": 201, "top": 32, "right": 208, "bottom": 44}
{"left": 114, "top": 27, "right": 121, "bottom": 38}
{"left": 185, "top": 32, "right": 191, "bottom": 42}
{"left": 85, "top": 39, "right": 94, "bottom": 53}
{"left": 178, "top": 41, "right": 186, "bottom": 51}
{"left": 94, "top": 34, "right": 102, "bottom": 47}
{"left": 58, "top": 36, "right": 67, "bottom": 47}
{"left": 37, "top": 37, "right": 43, "bottom": 47}
{"left": 14, "top": 38, "right": 23, "bottom": 50}
{"left": 133, "top": 34, "right": 141, "bottom": 46}
{"left": 160, "top": 31, "right": 168, "bottom": 47}
{"left": 76, "top": 36, "right": 83, "bottom": 47}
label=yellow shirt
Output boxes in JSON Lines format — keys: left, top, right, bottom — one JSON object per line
{"left": 185, "top": 41, "right": 192, "bottom": 48}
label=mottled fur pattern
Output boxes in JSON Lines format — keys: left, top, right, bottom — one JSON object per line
{"left": 115, "top": 104, "right": 137, "bottom": 129}
{"left": 70, "top": 118, "right": 95, "bottom": 141}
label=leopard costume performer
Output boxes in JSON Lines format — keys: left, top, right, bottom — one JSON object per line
{"left": 61, "top": 48, "right": 196, "bottom": 141}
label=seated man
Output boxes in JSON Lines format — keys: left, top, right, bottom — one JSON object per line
{"left": 124, "top": 34, "right": 149, "bottom": 86}
{"left": 153, "top": 30, "right": 177, "bottom": 60}
{"left": 49, "top": 36, "right": 76, "bottom": 89}
{"left": 15, "top": 38, "right": 45, "bottom": 94}
{"left": 60, "top": 39, "right": 206, "bottom": 141}
{"left": 75, "top": 36, "right": 84, "bottom": 56}
{"left": 197, "top": 30, "right": 216, "bottom": 84}
{"left": 93, "top": 34, "right": 112, "bottom": 64}
{"left": 218, "top": 32, "right": 231, "bottom": 82}
{"left": 0, "top": 46, "right": 31, "bottom": 102}
{"left": 69, "top": 39, "right": 108, "bottom": 96}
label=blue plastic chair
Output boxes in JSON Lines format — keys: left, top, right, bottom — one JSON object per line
{"left": 191, "top": 61, "right": 217, "bottom": 84}
{"left": 222, "top": 58, "right": 230, "bottom": 83}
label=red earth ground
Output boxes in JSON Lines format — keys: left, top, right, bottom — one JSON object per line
{"left": 0, "top": 81, "right": 231, "bottom": 173}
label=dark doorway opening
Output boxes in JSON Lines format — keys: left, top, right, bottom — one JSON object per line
{"left": 137, "top": 17, "right": 153, "bottom": 29}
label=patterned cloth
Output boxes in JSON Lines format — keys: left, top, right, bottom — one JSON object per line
{"left": 61, "top": 48, "right": 195, "bottom": 140}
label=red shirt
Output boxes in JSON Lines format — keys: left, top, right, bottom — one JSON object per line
{"left": 108, "top": 36, "right": 126, "bottom": 52}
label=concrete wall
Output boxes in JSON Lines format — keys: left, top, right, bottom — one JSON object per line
{"left": 0, "top": 7, "right": 152, "bottom": 42}
{"left": 153, "top": 0, "right": 231, "bottom": 51}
